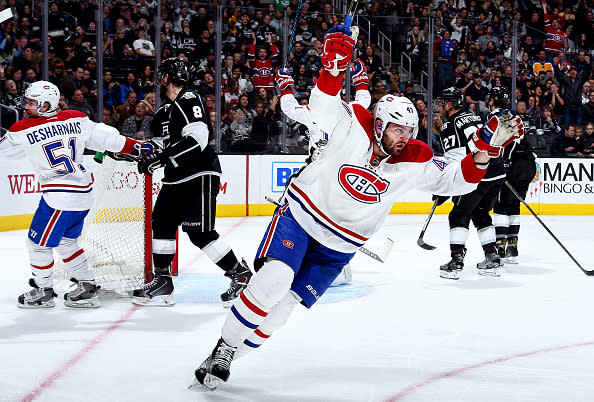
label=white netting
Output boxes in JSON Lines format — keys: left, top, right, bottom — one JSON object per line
{"left": 53, "top": 156, "right": 149, "bottom": 295}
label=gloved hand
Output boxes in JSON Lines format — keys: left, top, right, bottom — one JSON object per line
{"left": 138, "top": 148, "right": 169, "bottom": 176}
{"left": 307, "top": 139, "right": 328, "bottom": 163}
{"left": 275, "top": 68, "right": 294, "bottom": 95}
{"left": 432, "top": 194, "right": 449, "bottom": 206}
{"left": 470, "top": 109, "right": 524, "bottom": 157}
{"left": 350, "top": 58, "right": 368, "bottom": 89}
{"left": 321, "top": 25, "right": 358, "bottom": 76}
{"left": 135, "top": 140, "right": 155, "bottom": 156}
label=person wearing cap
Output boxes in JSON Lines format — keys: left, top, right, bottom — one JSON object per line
{"left": 465, "top": 72, "right": 488, "bottom": 117}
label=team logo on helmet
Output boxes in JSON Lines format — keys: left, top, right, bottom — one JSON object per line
{"left": 338, "top": 164, "right": 389, "bottom": 203}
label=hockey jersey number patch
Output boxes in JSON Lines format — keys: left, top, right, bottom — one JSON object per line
{"left": 338, "top": 165, "right": 389, "bottom": 203}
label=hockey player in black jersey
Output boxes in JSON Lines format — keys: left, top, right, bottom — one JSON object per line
{"left": 492, "top": 87, "right": 538, "bottom": 264}
{"left": 435, "top": 87, "right": 518, "bottom": 279}
{"left": 132, "top": 58, "right": 252, "bottom": 306}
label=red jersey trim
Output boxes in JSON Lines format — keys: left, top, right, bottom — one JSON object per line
{"left": 460, "top": 153, "right": 486, "bottom": 183}
{"left": 9, "top": 110, "right": 87, "bottom": 132}
{"left": 317, "top": 70, "right": 343, "bottom": 96}
{"left": 352, "top": 103, "right": 374, "bottom": 144}
{"left": 386, "top": 139, "right": 434, "bottom": 164}
{"left": 121, "top": 137, "right": 139, "bottom": 154}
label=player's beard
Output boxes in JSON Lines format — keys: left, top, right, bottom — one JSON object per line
{"left": 382, "top": 135, "right": 408, "bottom": 157}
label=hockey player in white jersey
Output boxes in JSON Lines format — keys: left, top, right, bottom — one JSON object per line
{"left": 192, "top": 25, "right": 523, "bottom": 390}
{"left": 275, "top": 59, "right": 371, "bottom": 285}
{"left": 0, "top": 81, "right": 154, "bottom": 309}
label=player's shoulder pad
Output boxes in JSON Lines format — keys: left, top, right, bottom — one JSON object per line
{"left": 352, "top": 103, "right": 374, "bottom": 143}
{"left": 387, "top": 139, "right": 434, "bottom": 164}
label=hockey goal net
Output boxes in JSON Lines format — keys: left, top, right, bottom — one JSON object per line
{"left": 53, "top": 155, "right": 152, "bottom": 295}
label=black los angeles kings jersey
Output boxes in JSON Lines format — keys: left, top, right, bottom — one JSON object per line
{"left": 439, "top": 109, "right": 505, "bottom": 181}
{"left": 151, "top": 88, "right": 222, "bottom": 184}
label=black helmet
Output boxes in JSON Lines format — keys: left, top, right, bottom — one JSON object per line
{"left": 157, "top": 57, "right": 191, "bottom": 86}
{"left": 437, "top": 86, "right": 464, "bottom": 107}
{"left": 488, "top": 85, "right": 510, "bottom": 108}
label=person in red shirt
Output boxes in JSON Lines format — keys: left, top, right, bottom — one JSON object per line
{"left": 247, "top": 33, "right": 278, "bottom": 95}
{"left": 541, "top": 0, "right": 567, "bottom": 63}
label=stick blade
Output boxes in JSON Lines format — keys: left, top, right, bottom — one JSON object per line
{"left": 583, "top": 269, "right": 594, "bottom": 276}
{"left": 417, "top": 237, "right": 436, "bottom": 250}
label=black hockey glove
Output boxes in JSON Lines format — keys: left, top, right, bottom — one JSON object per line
{"left": 138, "top": 148, "right": 169, "bottom": 176}
{"left": 432, "top": 194, "right": 449, "bottom": 206}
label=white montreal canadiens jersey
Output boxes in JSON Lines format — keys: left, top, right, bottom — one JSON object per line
{"left": 0, "top": 110, "right": 127, "bottom": 211}
{"left": 286, "top": 78, "right": 484, "bottom": 253}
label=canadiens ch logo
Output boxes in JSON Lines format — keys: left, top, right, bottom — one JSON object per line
{"left": 338, "top": 164, "right": 389, "bottom": 203}
{"left": 282, "top": 240, "right": 294, "bottom": 249}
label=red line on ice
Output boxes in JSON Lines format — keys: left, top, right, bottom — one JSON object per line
{"left": 384, "top": 341, "right": 594, "bottom": 401}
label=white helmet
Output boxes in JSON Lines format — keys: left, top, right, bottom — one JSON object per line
{"left": 24, "top": 81, "right": 60, "bottom": 117}
{"left": 373, "top": 95, "right": 418, "bottom": 153}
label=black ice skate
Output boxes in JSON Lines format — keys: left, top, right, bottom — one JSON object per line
{"left": 131, "top": 273, "right": 175, "bottom": 306}
{"left": 505, "top": 237, "right": 519, "bottom": 264}
{"left": 64, "top": 278, "right": 100, "bottom": 308}
{"left": 477, "top": 252, "right": 502, "bottom": 276}
{"left": 193, "top": 338, "right": 237, "bottom": 391}
{"left": 496, "top": 238, "right": 507, "bottom": 259}
{"left": 17, "top": 278, "right": 57, "bottom": 309}
{"left": 440, "top": 249, "right": 466, "bottom": 280}
{"left": 221, "top": 259, "right": 252, "bottom": 307}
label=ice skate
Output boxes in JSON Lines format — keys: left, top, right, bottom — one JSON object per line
{"left": 477, "top": 253, "right": 502, "bottom": 276}
{"left": 221, "top": 259, "right": 252, "bottom": 308}
{"left": 17, "top": 278, "right": 57, "bottom": 309}
{"left": 131, "top": 273, "right": 175, "bottom": 306}
{"left": 193, "top": 338, "right": 237, "bottom": 390}
{"left": 504, "top": 237, "right": 519, "bottom": 264}
{"left": 64, "top": 278, "right": 100, "bottom": 308}
{"left": 331, "top": 263, "right": 353, "bottom": 286}
{"left": 496, "top": 238, "right": 507, "bottom": 259}
{"left": 440, "top": 250, "right": 465, "bottom": 280}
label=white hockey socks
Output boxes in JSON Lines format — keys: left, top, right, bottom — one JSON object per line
{"left": 56, "top": 238, "right": 94, "bottom": 282}
{"left": 27, "top": 239, "right": 54, "bottom": 288}
{"left": 221, "top": 259, "right": 294, "bottom": 348}
{"left": 235, "top": 290, "right": 302, "bottom": 359}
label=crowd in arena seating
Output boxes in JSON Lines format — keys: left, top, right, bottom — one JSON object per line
{"left": 0, "top": 0, "right": 594, "bottom": 156}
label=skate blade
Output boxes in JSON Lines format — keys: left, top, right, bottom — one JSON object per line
{"left": 64, "top": 297, "right": 101, "bottom": 308}
{"left": 477, "top": 268, "right": 501, "bottom": 277}
{"left": 439, "top": 271, "right": 460, "bottom": 280}
{"left": 504, "top": 256, "right": 518, "bottom": 264}
{"left": 17, "top": 300, "right": 56, "bottom": 309}
{"left": 132, "top": 295, "right": 176, "bottom": 307}
{"left": 222, "top": 299, "right": 234, "bottom": 309}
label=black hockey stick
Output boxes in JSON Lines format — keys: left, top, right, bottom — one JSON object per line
{"left": 505, "top": 181, "right": 594, "bottom": 276}
{"left": 264, "top": 196, "right": 393, "bottom": 263}
{"left": 417, "top": 199, "right": 439, "bottom": 250}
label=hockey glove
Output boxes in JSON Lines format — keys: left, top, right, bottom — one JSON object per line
{"left": 469, "top": 109, "right": 524, "bottom": 157}
{"left": 135, "top": 141, "right": 156, "bottom": 156}
{"left": 307, "top": 139, "right": 328, "bottom": 163}
{"left": 321, "top": 25, "right": 358, "bottom": 76}
{"left": 350, "top": 58, "right": 369, "bottom": 89}
{"left": 275, "top": 68, "right": 294, "bottom": 96}
{"left": 432, "top": 194, "right": 449, "bottom": 206}
{"left": 138, "top": 147, "right": 169, "bottom": 176}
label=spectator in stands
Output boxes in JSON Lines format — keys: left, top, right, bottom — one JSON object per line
{"left": 48, "top": 58, "right": 67, "bottom": 88}
{"left": 197, "top": 72, "right": 215, "bottom": 97}
{"left": 112, "top": 29, "right": 134, "bottom": 57}
{"left": 141, "top": 92, "right": 156, "bottom": 116}
{"left": 288, "top": 42, "right": 307, "bottom": 72}
{"left": 293, "top": 63, "right": 313, "bottom": 98}
{"left": 558, "top": 64, "right": 591, "bottom": 126}
{"left": 115, "top": 91, "right": 138, "bottom": 128}
{"left": 121, "top": 102, "right": 152, "bottom": 139}
{"left": 551, "top": 124, "right": 578, "bottom": 156}
{"left": 578, "top": 123, "right": 594, "bottom": 155}
{"left": 68, "top": 89, "right": 96, "bottom": 121}
{"left": 248, "top": 35, "right": 278, "bottom": 94}
{"left": 435, "top": 29, "right": 458, "bottom": 91}
{"left": 230, "top": 95, "right": 257, "bottom": 151}
{"left": 24, "top": 67, "right": 38, "bottom": 85}
{"left": 371, "top": 79, "right": 388, "bottom": 104}
{"left": 456, "top": 68, "right": 474, "bottom": 94}
{"left": 224, "top": 78, "right": 241, "bottom": 107}
{"left": 362, "top": 45, "right": 383, "bottom": 77}
{"left": 179, "top": 20, "right": 199, "bottom": 56}
{"left": 250, "top": 97, "right": 280, "bottom": 152}
{"left": 254, "top": 87, "right": 272, "bottom": 110}
{"left": 204, "top": 95, "right": 216, "bottom": 114}
{"left": 133, "top": 29, "right": 156, "bottom": 57}
{"left": 582, "top": 91, "right": 594, "bottom": 124}
{"left": 465, "top": 73, "right": 488, "bottom": 116}
{"left": 119, "top": 72, "right": 140, "bottom": 104}
{"left": 476, "top": 26, "right": 499, "bottom": 50}
{"left": 1, "top": 79, "right": 19, "bottom": 106}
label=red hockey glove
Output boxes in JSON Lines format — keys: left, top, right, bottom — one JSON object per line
{"left": 321, "top": 25, "right": 358, "bottom": 76}
{"left": 350, "top": 58, "right": 369, "bottom": 89}
{"left": 470, "top": 109, "right": 524, "bottom": 157}
{"left": 275, "top": 68, "right": 294, "bottom": 96}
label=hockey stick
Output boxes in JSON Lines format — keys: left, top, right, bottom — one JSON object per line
{"left": 285, "top": 0, "right": 304, "bottom": 68}
{"left": 264, "top": 196, "right": 393, "bottom": 263}
{"left": 505, "top": 181, "right": 594, "bottom": 276}
{"left": 417, "top": 199, "right": 439, "bottom": 250}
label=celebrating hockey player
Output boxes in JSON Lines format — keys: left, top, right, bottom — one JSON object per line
{"left": 274, "top": 59, "right": 372, "bottom": 285}
{"left": 192, "top": 25, "right": 523, "bottom": 390}
{"left": 434, "top": 86, "right": 522, "bottom": 279}
{"left": 492, "top": 87, "right": 537, "bottom": 263}
{"left": 132, "top": 58, "right": 252, "bottom": 307}
{"left": 0, "top": 81, "right": 155, "bottom": 308}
